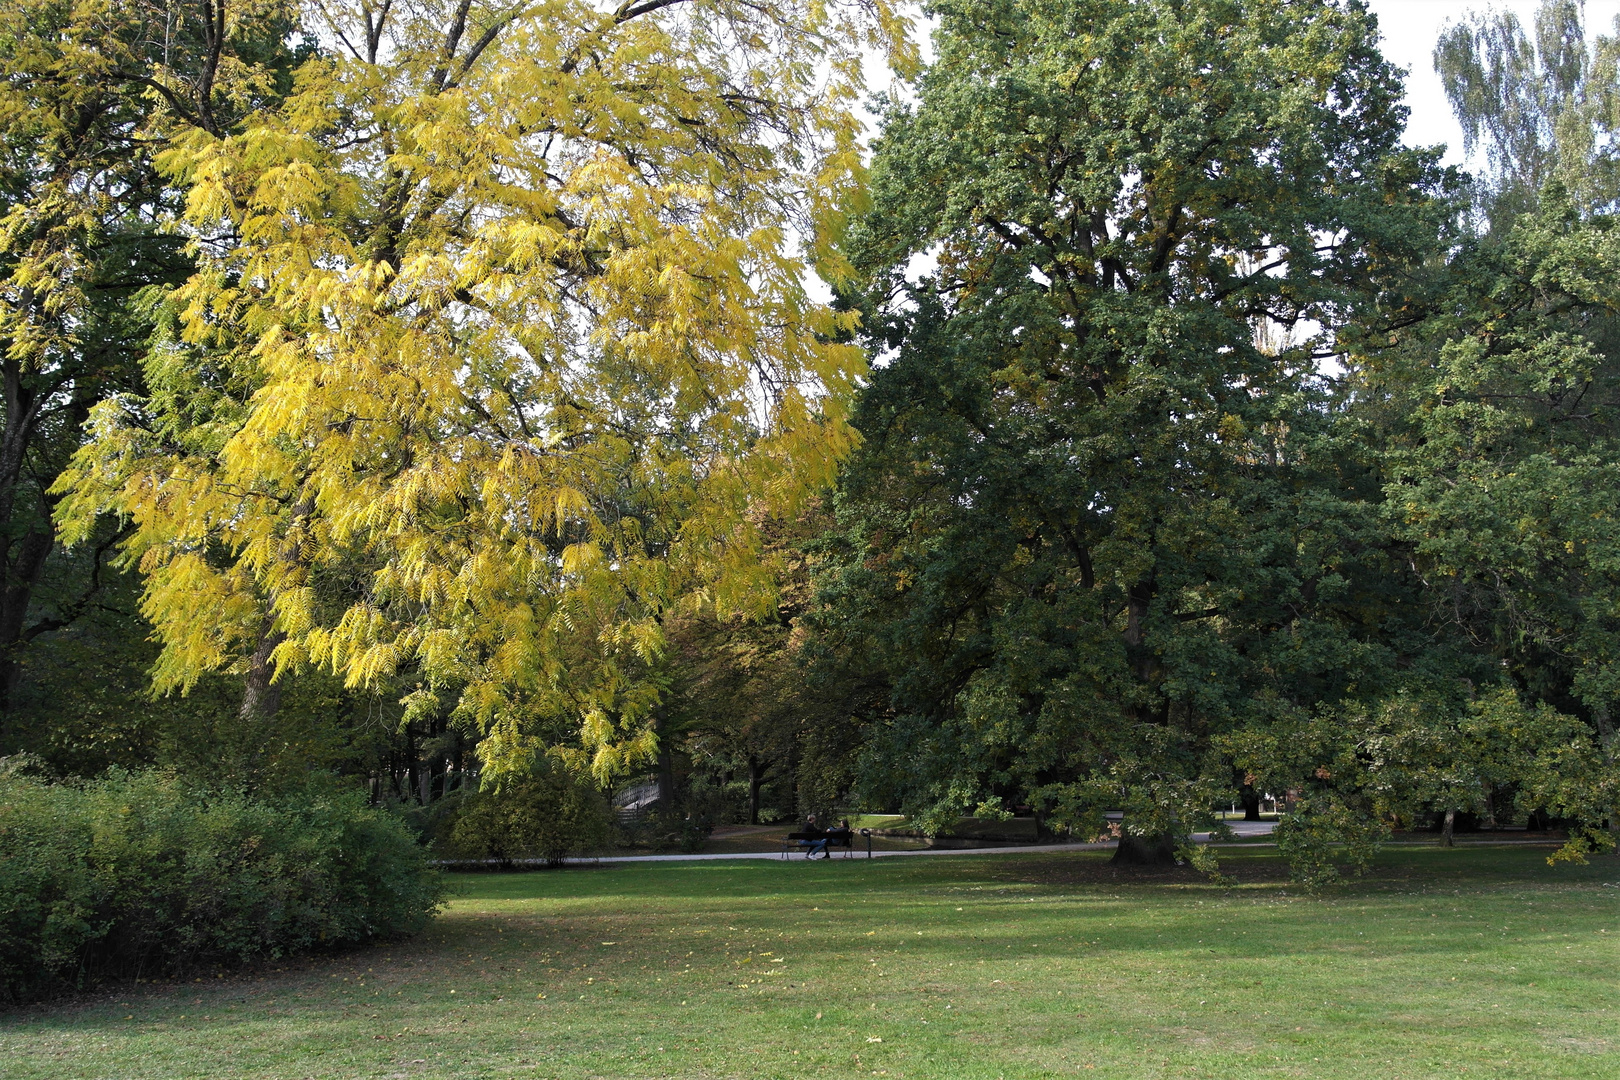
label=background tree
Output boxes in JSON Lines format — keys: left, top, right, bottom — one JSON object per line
{"left": 673, "top": 587, "right": 806, "bottom": 826}
{"left": 0, "top": 0, "right": 305, "bottom": 734}
{"left": 1352, "top": 190, "right": 1620, "bottom": 855}
{"left": 447, "top": 758, "right": 612, "bottom": 866}
{"left": 1437, "top": 0, "right": 1620, "bottom": 230}
{"left": 671, "top": 505, "right": 884, "bottom": 827}
{"left": 818, "top": 0, "right": 1452, "bottom": 861}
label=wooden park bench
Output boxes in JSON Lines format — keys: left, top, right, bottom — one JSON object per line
{"left": 780, "top": 828, "right": 873, "bottom": 859}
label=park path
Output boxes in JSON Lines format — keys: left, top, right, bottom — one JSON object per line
{"left": 561, "top": 820, "right": 1279, "bottom": 865}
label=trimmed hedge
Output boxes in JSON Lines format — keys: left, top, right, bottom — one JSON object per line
{"left": 0, "top": 768, "right": 442, "bottom": 1004}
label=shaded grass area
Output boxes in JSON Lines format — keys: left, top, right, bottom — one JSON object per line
{"left": 697, "top": 826, "right": 931, "bottom": 856}
{"left": 1, "top": 846, "right": 1616, "bottom": 1079}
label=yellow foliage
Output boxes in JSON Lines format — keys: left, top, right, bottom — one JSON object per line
{"left": 54, "top": 0, "right": 913, "bottom": 776}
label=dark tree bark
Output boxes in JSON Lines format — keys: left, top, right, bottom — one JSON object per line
{"left": 0, "top": 526, "right": 57, "bottom": 710}
{"left": 0, "top": 356, "right": 96, "bottom": 722}
{"left": 1441, "top": 808, "right": 1456, "bottom": 847}
{"left": 405, "top": 725, "right": 421, "bottom": 806}
{"left": 238, "top": 617, "right": 286, "bottom": 722}
{"left": 746, "top": 753, "right": 775, "bottom": 826}
{"left": 1239, "top": 783, "right": 1262, "bottom": 822}
{"left": 655, "top": 705, "right": 677, "bottom": 810}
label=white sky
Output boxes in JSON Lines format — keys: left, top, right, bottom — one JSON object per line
{"left": 1360, "top": 1, "right": 1620, "bottom": 165}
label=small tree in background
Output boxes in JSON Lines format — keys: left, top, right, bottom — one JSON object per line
{"left": 448, "top": 763, "right": 612, "bottom": 868}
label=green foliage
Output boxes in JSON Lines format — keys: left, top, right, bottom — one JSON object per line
{"left": 670, "top": 507, "right": 885, "bottom": 826}
{"left": 447, "top": 764, "right": 613, "bottom": 867}
{"left": 617, "top": 803, "right": 715, "bottom": 855}
{"left": 1224, "top": 687, "right": 1615, "bottom": 885}
{"left": 801, "top": 0, "right": 1620, "bottom": 889}
{"left": 1436, "top": 0, "right": 1620, "bottom": 229}
{"left": 1356, "top": 191, "right": 1620, "bottom": 852}
{"left": 4, "top": 0, "right": 1619, "bottom": 903}
{"left": 0, "top": 766, "right": 441, "bottom": 1004}
{"left": 819, "top": 0, "right": 1453, "bottom": 854}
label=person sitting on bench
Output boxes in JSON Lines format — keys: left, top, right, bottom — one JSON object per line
{"left": 800, "top": 814, "right": 830, "bottom": 859}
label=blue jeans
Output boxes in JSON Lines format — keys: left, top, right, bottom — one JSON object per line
{"left": 802, "top": 838, "right": 829, "bottom": 857}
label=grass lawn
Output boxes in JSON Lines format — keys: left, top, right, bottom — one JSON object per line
{"left": 1, "top": 846, "right": 1616, "bottom": 1079}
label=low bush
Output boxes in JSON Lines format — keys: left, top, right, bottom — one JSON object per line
{"left": 447, "top": 765, "right": 613, "bottom": 866}
{"left": 618, "top": 803, "right": 715, "bottom": 853}
{"left": 0, "top": 766, "right": 441, "bottom": 1005}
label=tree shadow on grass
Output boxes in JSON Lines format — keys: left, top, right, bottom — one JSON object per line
{"left": 973, "top": 844, "right": 1615, "bottom": 894}
{"left": 976, "top": 851, "right": 1285, "bottom": 889}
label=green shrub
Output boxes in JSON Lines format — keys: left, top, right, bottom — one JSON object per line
{"left": 0, "top": 766, "right": 442, "bottom": 1004}
{"left": 618, "top": 802, "right": 715, "bottom": 853}
{"left": 448, "top": 766, "right": 613, "bottom": 867}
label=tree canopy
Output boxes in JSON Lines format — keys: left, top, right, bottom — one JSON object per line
{"left": 796, "top": 0, "right": 1620, "bottom": 871}
{"left": 814, "top": 0, "right": 1451, "bottom": 856}
{"left": 1437, "top": 0, "right": 1620, "bottom": 228}
{"left": 54, "top": 0, "right": 914, "bottom": 781}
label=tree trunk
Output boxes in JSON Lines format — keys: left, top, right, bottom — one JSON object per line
{"left": 1112, "top": 831, "right": 1179, "bottom": 865}
{"left": 0, "top": 525, "right": 56, "bottom": 712}
{"left": 1441, "top": 808, "right": 1456, "bottom": 847}
{"left": 405, "top": 726, "right": 421, "bottom": 806}
{"left": 1240, "top": 784, "right": 1262, "bottom": 822}
{"left": 654, "top": 706, "right": 677, "bottom": 811}
{"left": 747, "top": 754, "right": 772, "bottom": 826}
{"left": 1124, "top": 578, "right": 1154, "bottom": 682}
{"left": 238, "top": 500, "right": 314, "bottom": 723}
{"left": 238, "top": 616, "right": 286, "bottom": 722}
{"left": 0, "top": 356, "right": 93, "bottom": 726}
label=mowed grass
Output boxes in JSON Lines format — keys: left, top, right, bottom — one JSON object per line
{"left": 2, "top": 846, "right": 1616, "bottom": 1079}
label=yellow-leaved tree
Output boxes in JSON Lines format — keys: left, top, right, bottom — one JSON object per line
{"left": 55, "top": 0, "right": 915, "bottom": 781}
